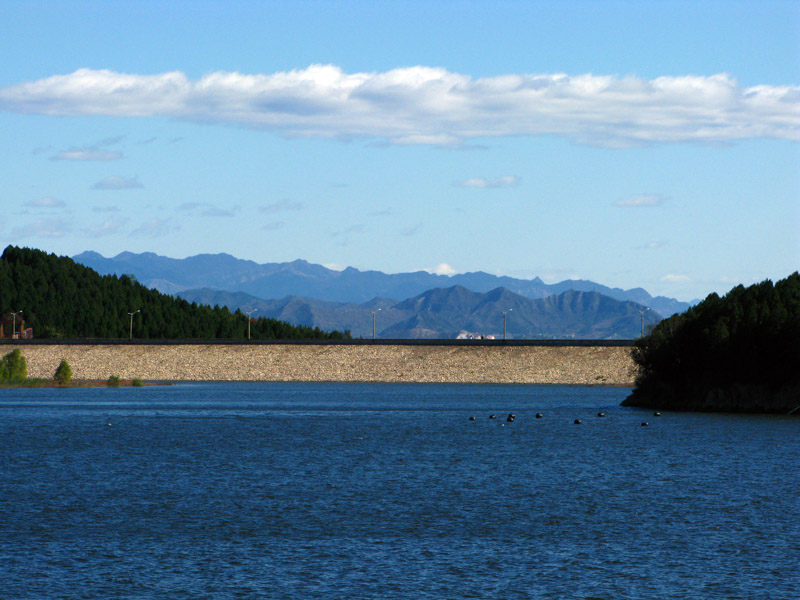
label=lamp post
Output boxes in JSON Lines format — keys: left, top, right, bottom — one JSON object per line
{"left": 639, "top": 308, "right": 650, "bottom": 337}
{"left": 502, "top": 309, "right": 513, "bottom": 341}
{"left": 11, "top": 310, "right": 22, "bottom": 340}
{"left": 245, "top": 308, "right": 258, "bottom": 340}
{"left": 372, "top": 309, "right": 381, "bottom": 341}
{"left": 128, "top": 309, "right": 140, "bottom": 340}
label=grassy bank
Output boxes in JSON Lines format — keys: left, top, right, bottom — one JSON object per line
{"left": 0, "top": 378, "right": 166, "bottom": 388}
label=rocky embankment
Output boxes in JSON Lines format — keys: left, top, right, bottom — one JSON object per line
{"left": 17, "top": 343, "right": 637, "bottom": 385}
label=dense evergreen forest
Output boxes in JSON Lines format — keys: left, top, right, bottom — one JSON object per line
{"left": 0, "top": 246, "right": 350, "bottom": 340}
{"left": 623, "top": 272, "right": 800, "bottom": 413}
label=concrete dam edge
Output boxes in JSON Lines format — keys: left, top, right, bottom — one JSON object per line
{"left": 13, "top": 343, "right": 638, "bottom": 385}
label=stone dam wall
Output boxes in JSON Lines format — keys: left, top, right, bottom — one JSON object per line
{"left": 11, "top": 342, "right": 638, "bottom": 385}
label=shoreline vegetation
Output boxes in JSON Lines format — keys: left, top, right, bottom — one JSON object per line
{"left": 0, "top": 378, "right": 166, "bottom": 389}
{"left": 0, "top": 349, "right": 162, "bottom": 389}
{"left": 623, "top": 272, "right": 800, "bottom": 414}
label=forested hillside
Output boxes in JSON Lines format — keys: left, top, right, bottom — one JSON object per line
{"left": 0, "top": 246, "right": 349, "bottom": 340}
{"left": 623, "top": 272, "right": 800, "bottom": 413}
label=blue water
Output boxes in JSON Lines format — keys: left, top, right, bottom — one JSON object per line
{"left": 0, "top": 383, "right": 797, "bottom": 599}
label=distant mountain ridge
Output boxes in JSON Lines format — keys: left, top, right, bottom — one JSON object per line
{"left": 175, "top": 284, "right": 663, "bottom": 339}
{"left": 73, "top": 250, "right": 691, "bottom": 316}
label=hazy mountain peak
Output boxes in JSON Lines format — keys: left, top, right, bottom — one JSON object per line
{"left": 72, "top": 249, "right": 691, "bottom": 317}
{"left": 73, "top": 250, "right": 104, "bottom": 260}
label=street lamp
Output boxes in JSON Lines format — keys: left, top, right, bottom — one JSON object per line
{"left": 128, "top": 309, "right": 140, "bottom": 340}
{"left": 638, "top": 308, "right": 650, "bottom": 337}
{"left": 502, "top": 309, "right": 513, "bottom": 341}
{"left": 11, "top": 310, "right": 22, "bottom": 340}
{"left": 372, "top": 309, "right": 381, "bottom": 341}
{"left": 245, "top": 308, "right": 258, "bottom": 340}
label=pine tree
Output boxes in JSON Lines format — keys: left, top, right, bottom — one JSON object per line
{"left": 625, "top": 272, "right": 800, "bottom": 413}
{"left": 0, "top": 246, "right": 350, "bottom": 340}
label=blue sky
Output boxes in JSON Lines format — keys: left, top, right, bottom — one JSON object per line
{"left": 1, "top": 0, "right": 798, "bottom": 301}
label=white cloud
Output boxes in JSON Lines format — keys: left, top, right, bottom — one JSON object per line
{"left": 12, "top": 217, "right": 72, "bottom": 238}
{"left": 25, "top": 196, "right": 65, "bottom": 208}
{"left": 425, "top": 263, "right": 457, "bottom": 276}
{"left": 91, "top": 175, "right": 143, "bottom": 190}
{"left": 2, "top": 67, "right": 797, "bottom": 147}
{"left": 331, "top": 223, "right": 365, "bottom": 246}
{"left": 393, "top": 134, "right": 461, "bottom": 146}
{"left": 332, "top": 224, "right": 365, "bottom": 237}
{"left": 259, "top": 200, "right": 303, "bottom": 213}
{"left": 178, "top": 202, "right": 238, "bottom": 217}
{"left": 129, "top": 218, "right": 177, "bottom": 238}
{"left": 323, "top": 262, "right": 346, "bottom": 271}
{"left": 615, "top": 194, "right": 666, "bottom": 207}
{"left": 83, "top": 218, "right": 127, "bottom": 238}
{"left": 661, "top": 273, "right": 691, "bottom": 283}
{"left": 201, "top": 206, "right": 236, "bottom": 217}
{"left": 401, "top": 223, "right": 422, "bottom": 236}
{"left": 51, "top": 135, "right": 125, "bottom": 161}
{"left": 537, "top": 269, "right": 583, "bottom": 283}
{"left": 455, "top": 175, "right": 521, "bottom": 188}
{"left": 52, "top": 149, "right": 122, "bottom": 161}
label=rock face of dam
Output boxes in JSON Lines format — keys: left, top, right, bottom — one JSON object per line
{"left": 10, "top": 341, "right": 637, "bottom": 385}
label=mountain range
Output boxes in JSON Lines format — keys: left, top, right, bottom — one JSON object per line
{"left": 174, "top": 285, "right": 660, "bottom": 339}
{"left": 73, "top": 251, "right": 691, "bottom": 314}
{"left": 72, "top": 251, "right": 679, "bottom": 339}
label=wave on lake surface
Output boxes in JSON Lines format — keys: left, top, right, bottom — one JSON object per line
{"left": 1, "top": 382, "right": 797, "bottom": 599}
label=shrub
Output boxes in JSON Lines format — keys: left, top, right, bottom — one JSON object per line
{"left": 54, "top": 359, "right": 73, "bottom": 384}
{"left": 0, "top": 349, "right": 27, "bottom": 381}
{"left": 107, "top": 375, "right": 121, "bottom": 387}
{"left": 131, "top": 378, "right": 144, "bottom": 387}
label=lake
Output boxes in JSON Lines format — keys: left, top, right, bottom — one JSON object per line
{"left": 0, "top": 382, "right": 796, "bottom": 599}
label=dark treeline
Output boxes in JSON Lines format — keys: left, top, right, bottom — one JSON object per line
{"left": 624, "top": 272, "right": 800, "bottom": 413}
{"left": 0, "top": 246, "right": 350, "bottom": 340}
